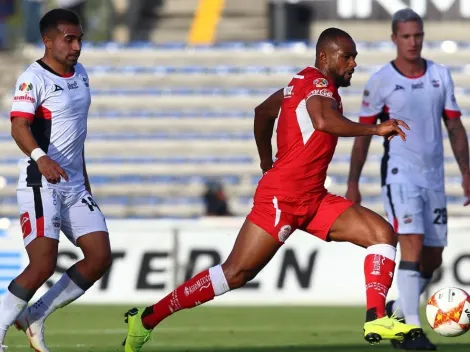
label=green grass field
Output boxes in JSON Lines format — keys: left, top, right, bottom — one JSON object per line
{"left": 4, "top": 305, "right": 470, "bottom": 351}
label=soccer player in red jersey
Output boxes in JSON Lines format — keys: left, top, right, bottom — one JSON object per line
{"left": 122, "top": 28, "right": 423, "bottom": 351}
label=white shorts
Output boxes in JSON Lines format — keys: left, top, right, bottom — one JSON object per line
{"left": 17, "top": 187, "right": 108, "bottom": 247}
{"left": 381, "top": 183, "right": 447, "bottom": 247}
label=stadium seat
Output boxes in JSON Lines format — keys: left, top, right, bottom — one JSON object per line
{"left": 0, "top": 41, "right": 469, "bottom": 218}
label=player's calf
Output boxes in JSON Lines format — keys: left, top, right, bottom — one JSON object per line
{"left": 76, "top": 231, "right": 112, "bottom": 282}
{"left": 15, "top": 261, "right": 56, "bottom": 292}
{"left": 221, "top": 262, "right": 259, "bottom": 290}
{"left": 15, "top": 237, "right": 59, "bottom": 291}
{"left": 420, "top": 246, "right": 443, "bottom": 278}
{"left": 76, "top": 250, "right": 112, "bottom": 282}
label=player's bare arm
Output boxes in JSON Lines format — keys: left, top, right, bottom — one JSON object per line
{"left": 11, "top": 116, "right": 69, "bottom": 183}
{"left": 445, "top": 117, "right": 470, "bottom": 205}
{"left": 83, "top": 149, "right": 92, "bottom": 194}
{"left": 345, "top": 135, "right": 374, "bottom": 204}
{"left": 306, "top": 95, "right": 409, "bottom": 140}
{"left": 254, "top": 88, "right": 283, "bottom": 173}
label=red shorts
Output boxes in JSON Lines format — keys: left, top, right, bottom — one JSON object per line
{"left": 246, "top": 192, "right": 354, "bottom": 243}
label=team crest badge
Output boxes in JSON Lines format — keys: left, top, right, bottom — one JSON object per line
{"left": 278, "top": 225, "right": 292, "bottom": 243}
{"left": 19, "top": 82, "right": 33, "bottom": 92}
{"left": 313, "top": 78, "right": 328, "bottom": 88}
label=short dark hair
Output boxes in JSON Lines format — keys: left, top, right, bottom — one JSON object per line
{"left": 39, "top": 8, "right": 81, "bottom": 36}
{"left": 316, "top": 27, "right": 352, "bottom": 52}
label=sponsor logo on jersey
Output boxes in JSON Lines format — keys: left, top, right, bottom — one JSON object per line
{"left": 20, "top": 212, "right": 32, "bottom": 238}
{"left": 313, "top": 78, "right": 328, "bottom": 88}
{"left": 412, "top": 82, "right": 424, "bottom": 90}
{"left": 13, "top": 95, "right": 36, "bottom": 103}
{"left": 307, "top": 88, "right": 333, "bottom": 99}
{"left": 394, "top": 84, "right": 404, "bottom": 91}
{"left": 54, "top": 84, "right": 64, "bottom": 92}
{"left": 278, "top": 225, "right": 292, "bottom": 243}
{"left": 19, "top": 82, "right": 33, "bottom": 92}
{"left": 82, "top": 77, "right": 89, "bottom": 87}
{"left": 403, "top": 214, "right": 413, "bottom": 224}
{"left": 67, "top": 81, "right": 79, "bottom": 90}
{"left": 432, "top": 80, "right": 440, "bottom": 88}
{"left": 284, "top": 85, "right": 294, "bottom": 97}
{"left": 371, "top": 254, "right": 385, "bottom": 276}
{"left": 52, "top": 215, "right": 61, "bottom": 229}
{"left": 184, "top": 274, "right": 211, "bottom": 296}
{"left": 362, "top": 100, "right": 370, "bottom": 107}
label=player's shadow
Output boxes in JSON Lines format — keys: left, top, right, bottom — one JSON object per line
{"left": 159, "top": 344, "right": 470, "bottom": 352}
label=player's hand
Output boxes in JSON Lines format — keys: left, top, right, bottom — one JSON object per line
{"left": 260, "top": 159, "right": 273, "bottom": 174}
{"left": 345, "top": 183, "right": 361, "bottom": 204}
{"left": 375, "top": 119, "right": 410, "bottom": 141}
{"left": 36, "top": 156, "right": 69, "bottom": 184}
{"left": 462, "top": 171, "right": 470, "bottom": 206}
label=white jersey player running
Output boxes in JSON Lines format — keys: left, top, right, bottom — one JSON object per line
{"left": 0, "top": 9, "right": 112, "bottom": 352}
{"left": 346, "top": 9, "right": 470, "bottom": 351}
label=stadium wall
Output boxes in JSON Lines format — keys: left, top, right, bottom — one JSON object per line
{"left": 0, "top": 218, "right": 469, "bottom": 305}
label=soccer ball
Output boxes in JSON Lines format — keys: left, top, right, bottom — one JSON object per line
{"left": 426, "top": 287, "right": 470, "bottom": 337}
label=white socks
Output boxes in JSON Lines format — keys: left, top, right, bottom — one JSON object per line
{"left": 366, "top": 243, "right": 397, "bottom": 261}
{"left": 0, "top": 288, "right": 29, "bottom": 344}
{"left": 209, "top": 265, "right": 230, "bottom": 296}
{"left": 392, "top": 261, "right": 433, "bottom": 326}
{"left": 0, "top": 289, "right": 28, "bottom": 326}
{"left": 28, "top": 273, "right": 85, "bottom": 321}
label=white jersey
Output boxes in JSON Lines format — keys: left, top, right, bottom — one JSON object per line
{"left": 359, "top": 60, "right": 461, "bottom": 190}
{"left": 10, "top": 61, "right": 91, "bottom": 192}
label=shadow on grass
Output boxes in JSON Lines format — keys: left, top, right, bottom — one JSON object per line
{"left": 153, "top": 343, "right": 470, "bottom": 352}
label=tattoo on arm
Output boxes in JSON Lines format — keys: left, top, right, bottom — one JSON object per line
{"left": 446, "top": 119, "right": 470, "bottom": 174}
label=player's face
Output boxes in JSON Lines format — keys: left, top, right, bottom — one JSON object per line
{"left": 330, "top": 38, "right": 357, "bottom": 87}
{"left": 392, "top": 21, "right": 424, "bottom": 62}
{"left": 48, "top": 23, "right": 83, "bottom": 67}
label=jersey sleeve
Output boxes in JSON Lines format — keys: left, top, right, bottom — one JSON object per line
{"left": 305, "top": 77, "right": 336, "bottom": 101}
{"left": 359, "top": 74, "right": 384, "bottom": 125}
{"left": 442, "top": 68, "right": 461, "bottom": 120}
{"left": 10, "top": 71, "right": 43, "bottom": 122}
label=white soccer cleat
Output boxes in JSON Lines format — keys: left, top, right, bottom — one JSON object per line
{"left": 15, "top": 309, "right": 49, "bottom": 352}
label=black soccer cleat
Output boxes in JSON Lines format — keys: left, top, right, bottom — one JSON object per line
{"left": 386, "top": 300, "right": 406, "bottom": 322}
{"left": 390, "top": 332, "right": 437, "bottom": 350}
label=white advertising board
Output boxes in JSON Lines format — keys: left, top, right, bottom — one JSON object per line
{"left": 0, "top": 218, "right": 469, "bottom": 305}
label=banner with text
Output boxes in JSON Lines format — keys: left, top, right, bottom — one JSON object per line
{"left": 299, "top": 0, "right": 470, "bottom": 20}
{"left": 1, "top": 218, "right": 469, "bottom": 305}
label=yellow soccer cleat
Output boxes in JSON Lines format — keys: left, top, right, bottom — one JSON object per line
{"left": 363, "top": 316, "right": 423, "bottom": 345}
{"left": 122, "top": 308, "right": 152, "bottom": 352}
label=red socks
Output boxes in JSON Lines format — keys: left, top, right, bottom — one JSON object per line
{"left": 142, "top": 264, "right": 230, "bottom": 329}
{"left": 364, "top": 244, "right": 397, "bottom": 320}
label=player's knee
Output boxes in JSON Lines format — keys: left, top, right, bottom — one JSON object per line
{"left": 222, "top": 264, "right": 258, "bottom": 290}
{"left": 368, "top": 221, "right": 397, "bottom": 247}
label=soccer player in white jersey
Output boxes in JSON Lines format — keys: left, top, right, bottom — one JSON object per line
{"left": 345, "top": 8, "right": 470, "bottom": 350}
{"left": 0, "top": 9, "right": 112, "bottom": 352}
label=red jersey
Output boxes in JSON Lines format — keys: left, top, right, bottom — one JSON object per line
{"left": 257, "top": 67, "right": 342, "bottom": 204}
